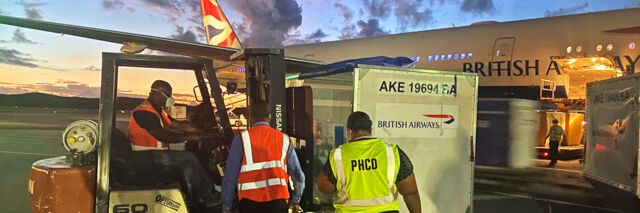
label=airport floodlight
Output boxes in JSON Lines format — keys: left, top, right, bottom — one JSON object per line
{"left": 606, "top": 43, "right": 614, "bottom": 51}
{"left": 120, "top": 42, "right": 148, "bottom": 53}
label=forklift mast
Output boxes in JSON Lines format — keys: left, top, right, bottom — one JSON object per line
{"left": 241, "top": 48, "right": 287, "bottom": 131}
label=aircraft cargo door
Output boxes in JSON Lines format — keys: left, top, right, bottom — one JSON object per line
{"left": 352, "top": 66, "right": 478, "bottom": 213}
{"left": 492, "top": 37, "right": 515, "bottom": 62}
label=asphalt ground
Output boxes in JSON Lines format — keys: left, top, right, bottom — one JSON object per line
{"left": 0, "top": 106, "right": 623, "bottom": 212}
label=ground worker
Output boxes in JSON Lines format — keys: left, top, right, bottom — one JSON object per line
{"left": 317, "top": 111, "right": 421, "bottom": 213}
{"left": 545, "top": 119, "right": 565, "bottom": 167}
{"left": 128, "top": 80, "right": 220, "bottom": 211}
{"left": 221, "top": 102, "right": 305, "bottom": 213}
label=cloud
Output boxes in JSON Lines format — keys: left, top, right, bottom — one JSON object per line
{"left": 170, "top": 26, "right": 198, "bottom": 43}
{"left": 0, "top": 9, "right": 8, "bottom": 15}
{"left": 19, "top": 1, "right": 46, "bottom": 20}
{"left": 307, "top": 29, "right": 328, "bottom": 40}
{"left": 84, "top": 65, "right": 100, "bottom": 71}
{"left": 102, "top": 0, "right": 125, "bottom": 10}
{"left": 460, "top": 0, "right": 495, "bottom": 14}
{"left": 334, "top": 3, "right": 354, "bottom": 21}
{"left": 394, "top": 0, "right": 434, "bottom": 30}
{"left": 340, "top": 18, "right": 388, "bottom": 40}
{"left": 0, "top": 81, "right": 100, "bottom": 98}
{"left": 0, "top": 48, "right": 40, "bottom": 67}
{"left": 10, "top": 29, "right": 37, "bottom": 44}
{"left": 544, "top": 2, "right": 589, "bottom": 17}
{"left": 362, "top": 0, "right": 392, "bottom": 18}
{"left": 224, "top": 0, "right": 303, "bottom": 47}
{"left": 284, "top": 28, "right": 329, "bottom": 45}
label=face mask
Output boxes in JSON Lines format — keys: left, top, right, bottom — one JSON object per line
{"left": 152, "top": 88, "right": 175, "bottom": 108}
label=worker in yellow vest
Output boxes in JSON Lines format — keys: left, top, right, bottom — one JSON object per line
{"left": 545, "top": 119, "right": 565, "bottom": 167}
{"left": 317, "top": 111, "right": 421, "bottom": 213}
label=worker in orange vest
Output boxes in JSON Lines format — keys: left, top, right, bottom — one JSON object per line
{"left": 128, "top": 80, "right": 220, "bottom": 211}
{"left": 221, "top": 101, "right": 305, "bottom": 213}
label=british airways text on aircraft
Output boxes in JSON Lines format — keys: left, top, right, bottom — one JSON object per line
{"left": 462, "top": 54, "right": 640, "bottom": 77}
{"left": 284, "top": 8, "right": 640, "bottom": 99}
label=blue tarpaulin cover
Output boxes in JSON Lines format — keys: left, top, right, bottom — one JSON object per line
{"left": 298, "top": 56, "right": 414, "bottom": 79}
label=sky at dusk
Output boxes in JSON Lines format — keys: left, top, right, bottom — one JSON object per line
{"left": 1, "top": 0, "right": 639, "bottom": 101}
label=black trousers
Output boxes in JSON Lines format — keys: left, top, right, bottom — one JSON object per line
{"left": 239, "top": 199, "right": 288, "bottom": 213}
{"left": 549, "top": 140, "right": 560, "bottom": 164}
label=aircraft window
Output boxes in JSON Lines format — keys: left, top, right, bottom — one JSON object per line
{"left": 434, "top": 55, "right": 439, "bottom": 61}
{"left": 454, "top": 53, "right": 459, "bottom": 60}
{"left": 576, "top": 45, "right": 583, "bottom": 53}
{"left": 468, "top": 52, "right": 473, "bottom": 59}
{"left": 447, "top": 54, "right": 452, "bottom": 60}
{"left": 428, "top": 55, "right": 433, "bottom": 61}
{"left": 441, "top": 54, "right": 445, "bottom": 61}
{"left": 566, "top": 46, "right": 572, "bottom": 54}
{"left": 596, "top": 44, "right": 603, "bottom": 52}
{"left": 496, "top": 50, "right": 500, "bottom": 57}
{"left": 606, "top": 43, "right": 614, "bottom": 51}
{"left": 461, "top": 53, "right": 466, "bottom": 59}
{"left": 410, "top": 56, "right": 415, "bottom": 61}
{"left": 416, "top": 56, "right": 421, "bottom": 62}
{"left": 630, "top": 42, "right": 636, "bottom": 50}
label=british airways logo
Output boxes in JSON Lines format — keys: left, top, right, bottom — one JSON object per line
{"left": 423, "top": 114, "right": 455, "bottom": 124}
{"left": 377, "top": 113, "right": 455, "bottom": 129}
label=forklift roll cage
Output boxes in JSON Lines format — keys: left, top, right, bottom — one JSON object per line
{"left": 95, "top": 52, "right": 234, "bottom": 212}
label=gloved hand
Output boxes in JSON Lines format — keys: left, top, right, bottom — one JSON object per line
{"left": 289, "top": 203, "right": 303, "bottom": 213}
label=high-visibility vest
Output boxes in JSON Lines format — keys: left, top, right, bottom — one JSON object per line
{"left": 329, "top": 138, "right": 401, "bottom": 213}
{"left": 128, "top": 100, "right": 172, "bottom": 151}
{"left": 237, "top": 125, "right": 291, "bottom": 202}
{"left": 549, "top": 125, "right": 564, "bottom": 141}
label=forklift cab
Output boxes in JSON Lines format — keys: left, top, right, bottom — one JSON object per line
{"left": 96, "top": 53, "right": 236, "bottom": 213}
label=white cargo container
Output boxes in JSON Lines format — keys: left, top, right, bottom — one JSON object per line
{"left": 585, "top": 74, "right": 640, "bottom": 212}
{"left": 295, "top": 64, "right": 478, "bottom": 212}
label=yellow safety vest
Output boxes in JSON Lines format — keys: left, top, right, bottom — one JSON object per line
{"left": 329, "top": 138, "right": 401, "bottom": 213}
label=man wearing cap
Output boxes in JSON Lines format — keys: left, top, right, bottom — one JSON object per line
{"left": 545, "top": 119, "right": 565, "bottom": 167}
{"left": 317, "top": 111, "right": 421, "bottom": 213}
{"left": 128, "top": 80, "right": 220, "bottom": 211}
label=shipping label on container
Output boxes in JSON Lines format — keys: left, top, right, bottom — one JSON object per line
{"left": 374, "top": 103, "right": 458, "bottom": 138}
{"left": 376, "top": 78, "right": 457, "bottom": 96}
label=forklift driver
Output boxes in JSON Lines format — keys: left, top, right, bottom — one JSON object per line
{"left": 128, "top": 80, "right": 221, "bottom": 211}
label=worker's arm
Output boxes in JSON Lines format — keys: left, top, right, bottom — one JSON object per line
{"left": 134, "top": 111, "right": 202, "bottom": 143}
{"left": 397, "top": 173, "right": 421, "bottom": 213}
{"left": 395, "top": 147, "right": 421, "bottom": 212}
{"left": 317, "top": 172, "right": 336, "bottom": 194}
{"left": 317, "top": 153, "right": 337, "bottom": 194}
{"left": 221, "top": 135, "right": 244, "bottom": 212}
{"left": 285, "top": 138, "right": 305, "bottom": 204}
{"left": 170, "top": 120, "right": 200, "bottom": 133}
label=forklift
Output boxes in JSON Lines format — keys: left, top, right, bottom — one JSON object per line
{"left": 28, "top": 49, "right": 315, "bottom": 213}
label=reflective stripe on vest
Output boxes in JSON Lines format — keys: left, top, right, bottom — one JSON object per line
{"left": 333, "top": 140, "right": 398, "bottom": 207}
{"left": 237, "top": 130, "right": 290, "bottom": 190}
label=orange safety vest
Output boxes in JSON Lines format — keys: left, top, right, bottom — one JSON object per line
{"left": 128, "top": 100, "right": 172, "bottom": 151}
{"left": 237, "top": 125, "right": 291, "bottom": 202}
